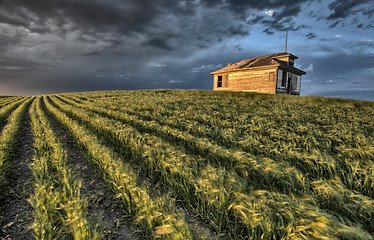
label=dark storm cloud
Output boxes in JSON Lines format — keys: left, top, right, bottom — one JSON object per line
{"left": 0, "top": 34, "right": 17, "bottom": 51}
{"left": 201, "top": 0, "right": 312, "bottom": 17}
{"left": 248, "top": 16, "right": 264, "bottom": 24}
{"left": 327, "top": 0, "right": 371, "bottom": 20}
{"left": 325, "top": 0, "right": 374, "bottom": 29}
{"left": 0, "top": 0, "right": 196, "bottom": 51}
{"left": 0, "top": 56, "right": 52, "bottom": 74}
{"left": 1, "top": 0, "right": 304, "bottom": 58}
{"left": 306, "top": 32, "right": 317, "bottom": 39}
{"left": 0, "top": 0, "right": 370, "bottom": 50}
{"left": 0, "top": 0, "right": 317, "bottom": 51}
{"left": 262, "top": 28, "right": 275, "bottom": 35}
{"left": 143, "top": 37, "right": 175, "bottom": 51}
{"left": 0, "top": 0, "right": 175, "bottom": 34}
{"left": 228, "top": 24, "right": 249, "bottom": 36}
{"left": 262, "top": 17, "right": 306, "bottom": 34}
{"left": 329, "top": 20, "right": 343, "bottom": 28}
{"left": 200, "top": 0, "right": 313, "bottom": 34}
{"left": 259, "top": 4, "right": 308, "bottom": 33}
{"left": 357, "top": 23, "right": 373, "bottom": 29}
{"left": 0, "top": 0, "right": 373, "bottom": 100}
{"left": 363, "top": 8, "right": 374, "bottom": 18}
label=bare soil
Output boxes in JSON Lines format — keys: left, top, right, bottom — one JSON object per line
{"left": 0, "top": 107, "right": 34, "bottom": 239}
{"left": 41, "top": 100, "right": 138, "bottom": 239}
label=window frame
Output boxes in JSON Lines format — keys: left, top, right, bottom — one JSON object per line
{"left": 292, "top": 74, "right": 298, "bottom": 91}
{"left": 281, "top": 71, "right": 287, "bottom": 87}
{"left": 269, "top": 72, "right": 275, "bottom": 82}
{"left": 217, "top": 75, "right": 223, "bottom": 88}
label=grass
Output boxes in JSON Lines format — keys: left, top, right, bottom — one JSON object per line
{"left": 0, "top": 89, "right": 373, "bottom": 239}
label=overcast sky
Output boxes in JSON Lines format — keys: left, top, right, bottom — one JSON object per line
{"left": 0, "top": 0, "right": 373, "bottom": 100}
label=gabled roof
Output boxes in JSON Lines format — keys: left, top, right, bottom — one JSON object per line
{"left": 210, "top": 52, "right": 306, "bottom": 75}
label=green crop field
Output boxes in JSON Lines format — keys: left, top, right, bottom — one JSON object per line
{"left": 0, "top": 90, "right": 373, "bottom": 240}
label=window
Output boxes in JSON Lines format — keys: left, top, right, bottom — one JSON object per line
{"left": 287, "top": 73, "right": 294, "bottom": 93}
{"left": 289, "top": 59, "right": 294, "bottom": 67}
{"left": 269, "top": 72, "right": 275, "bottom": 82}
{"left": 217, "top": 75, "right": 223, "bottom": 88}
{"left": 288, "top": 72, "right": 292, "bottom": 88}
{"left": 292, "top": 74, "right": 298, "bottom": 91}
{"left": 277, "top": 69, "right": 283, "bottom": 88}
{"left": 281, "top": 71, "right": 287, "bottom": 87}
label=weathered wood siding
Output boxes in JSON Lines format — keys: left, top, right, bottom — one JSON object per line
{"left": 276, "top": 69, "right": 301, "bottom": 95}
{"left": 213, "top": 67, "right": 278, "bottom": 94}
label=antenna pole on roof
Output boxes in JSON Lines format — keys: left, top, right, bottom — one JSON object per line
{"left": 285, "top": 30, "right": 288, "bottom": 52}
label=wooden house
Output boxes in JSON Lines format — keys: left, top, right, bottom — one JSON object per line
{"left": 210, "top": 52, "right": 306, "bottom": 95}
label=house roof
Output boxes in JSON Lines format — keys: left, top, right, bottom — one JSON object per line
{"left": 210, "top": 52, "right": 306, "bottom": 75}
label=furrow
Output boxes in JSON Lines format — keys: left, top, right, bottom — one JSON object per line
{"left": 40, "top": 97, "right": 137, "bottom": 240}
{"left": 29, "top": 97, "right": 100, "bottom": 239}
{"left": 44, "top": 96, "right": 193, "bottom": 240}
{"left": 0, "top": 97, "right": 34, "bottom": 239}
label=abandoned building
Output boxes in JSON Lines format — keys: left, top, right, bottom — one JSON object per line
{"left": 210, "top": 52, "right": 306, "bottom": 95}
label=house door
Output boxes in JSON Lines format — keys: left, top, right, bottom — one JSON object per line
{"left": 287, "top": 73, "right": 293, "bottom": 94}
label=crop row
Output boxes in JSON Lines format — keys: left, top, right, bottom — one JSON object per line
{"left": 29, "top": 97, "right": 99, "bottom": 239}
{"left": 64, "top": 91, "right": 373, "bottom": 155}
{"left": 69, "top": 93, "right": 373, "bottom": 183}
{"left": 59, "top": 93, "right": 374, "bottom": 232}
{"left": 0, "top": 96, "right": 23, "bottom": 108}
{"left": 0, "top": 97, "right": 29, "bottom": 125}
{"left": 56, "top": 95, "right": 307, "bottom": 194}
{"left": 0, "top": 97, "right": 32, "bottom": 205}
{"left": 63, "top": 92, "right": 373, "bottom": 161}
{"left": 68, "top": 91, "right": 374, "bottom": 157}
{"left": 59, "top": 94, "right": 374, "bottom": 201}
{"left": 44, "top": 96, "right": 193, "bottom": 240}
{"left": 49, "top": 95, "right": 373, "bottom": 239}
{"left": 2, "top": 96, "right": 195, "bottom": 240}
